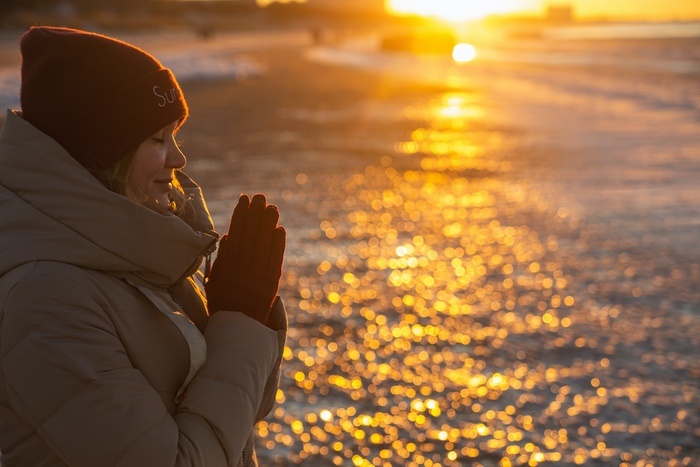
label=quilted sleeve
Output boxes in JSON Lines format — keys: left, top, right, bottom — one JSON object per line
{"left": 1, "top": 274, "right": 278, "bottom": 466}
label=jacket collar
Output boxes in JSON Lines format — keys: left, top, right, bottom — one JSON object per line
{"left": 0, "top": 110, "right": 217, "bottom": 287}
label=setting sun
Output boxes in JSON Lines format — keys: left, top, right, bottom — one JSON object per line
{"left": 452, "top": 43, "right": 477, "bottom": 62}
{"left": 386, "top": 0, "right": 536, "bottom": 21}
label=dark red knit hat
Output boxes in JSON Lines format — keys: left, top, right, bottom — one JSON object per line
{"left": 20, "top": 26, "right": 189, "bottom": 171}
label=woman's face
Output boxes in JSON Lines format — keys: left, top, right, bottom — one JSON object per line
{"left": 129, "top": 122, "right": 186, "bottom": 214}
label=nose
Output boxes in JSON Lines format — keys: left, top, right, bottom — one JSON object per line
{"left": 166, "top": 141, "right": 187, "bottom": 169}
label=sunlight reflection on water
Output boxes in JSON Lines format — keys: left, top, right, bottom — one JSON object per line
{"left": 256, "top": 90, "right": 699, "bottom": 467}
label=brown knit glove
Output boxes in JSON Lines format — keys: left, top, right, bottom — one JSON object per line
{"left": 205, "top": 194, "right": 286, "bottom": 325}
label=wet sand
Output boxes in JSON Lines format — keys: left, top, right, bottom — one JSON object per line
{"left": 176, "top": 34, "right": 699, "bottom": 466}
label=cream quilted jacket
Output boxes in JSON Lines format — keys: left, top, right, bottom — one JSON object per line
{"left": 0, "top": 111, "right": 286, "bottom": 466}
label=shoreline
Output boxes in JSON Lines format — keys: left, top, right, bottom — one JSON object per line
{"left": 173, "top": 42, "right": 699, "bottom": 464}
{"left": 303, "top": 31, "right": 700, "bottom": 259}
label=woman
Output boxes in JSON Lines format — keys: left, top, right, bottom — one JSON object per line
{"left": 0, "top": 26, "right": 287, "bottom": 466}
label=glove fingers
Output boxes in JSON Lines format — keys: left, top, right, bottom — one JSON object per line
{"left": 241, "top": 194, "right": 267, "bottom": 263}
{"left": 254, "top": 204, "right": 280, "bottom": 266}
{"left": 228, "top": 194, "right": 250, "bottom": 258}
{"left": 217, "top": 234, "right": 228, "bottom": 257}
{"left": 267, "top": 226, "right": 286, "bottom": 276}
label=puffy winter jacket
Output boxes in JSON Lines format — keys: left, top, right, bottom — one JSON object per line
{"left": 0, "top": 110, "right": 287, "bottom": 466}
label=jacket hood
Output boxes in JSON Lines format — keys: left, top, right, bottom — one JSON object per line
{"left": 0, "top": 110, "right": 217, "bottom": 288}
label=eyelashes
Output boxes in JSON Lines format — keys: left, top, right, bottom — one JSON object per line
{"left": 150, "top": 137, "right": 184, "bottom": 148}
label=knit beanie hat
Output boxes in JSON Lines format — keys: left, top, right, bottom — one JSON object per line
{"left": 20, "top": 26, "right": 189, "bottom": 171}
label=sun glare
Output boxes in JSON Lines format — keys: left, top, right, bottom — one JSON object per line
{"left": 452, "top": 43, "right": 477, "bottom": 63}
{"left": 387, "top": 0, "right": 534, "bottom": 21}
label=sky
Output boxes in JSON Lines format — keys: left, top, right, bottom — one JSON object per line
{"left": 543, "top": 0, "right": 700, "bottom": 20}
{"left": 257, "top": 0, "right": 700, "bottom": 20}
{"left": 386, "top": 0, "right": 700, "bottom": 20}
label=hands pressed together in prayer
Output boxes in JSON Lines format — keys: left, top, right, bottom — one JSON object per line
{"left": 205, "top": 194, "right": 286, "bottom": 326}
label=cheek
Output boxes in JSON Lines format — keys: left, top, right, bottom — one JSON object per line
{"left": 129, "top": 150, "right": 166, "bottom": 193}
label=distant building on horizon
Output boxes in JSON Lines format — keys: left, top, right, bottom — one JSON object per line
{"left": 168, "top": 0, "right": 258, "bottom": 5}
{"left": 305, "top": 0, "right": 385, "bottom": 14}
{"left": 546, "top": 4, "right": 575, "bottom": 22}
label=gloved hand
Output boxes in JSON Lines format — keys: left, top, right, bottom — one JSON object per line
{"left": 205, "top": 194, "right": 286, "bottom": 325}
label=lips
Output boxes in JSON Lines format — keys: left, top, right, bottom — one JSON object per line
{"left": 153, "top": 179, "right": 173, "bottom": 191}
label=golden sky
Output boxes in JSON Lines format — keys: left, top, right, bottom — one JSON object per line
{"left": 255, "top": 0, "right": 700, "bottom": 20}
{"left": 261, "top": 0, "right": 700, "bottom": 21}
{"left": 543, "top": 0, "right": 700, "bottom": 20}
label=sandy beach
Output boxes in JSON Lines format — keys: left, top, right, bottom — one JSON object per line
{"left": 1, "top": 26, "right": 698, "bottom": 466}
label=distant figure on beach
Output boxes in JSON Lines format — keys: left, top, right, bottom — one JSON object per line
{"left": 0, "top": 26, "right": 286, "bottom": 466}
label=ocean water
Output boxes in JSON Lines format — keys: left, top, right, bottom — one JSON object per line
{"left": 0, "top": 23, "right": 698, "bottom": 466}
{"left": 308, "top": 21, "right": 700, "bottom": 111}
{"left": 306, "top": 21, "right": 700, "bottom": 255}
{"left": 263, "top": 21, "right": 700, "bottom": 466}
